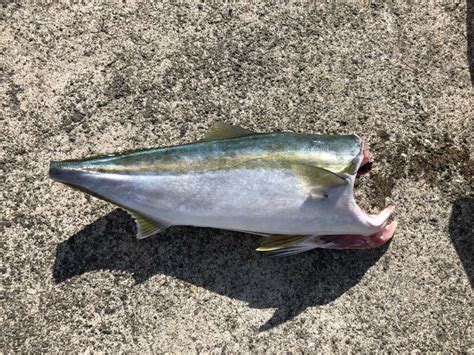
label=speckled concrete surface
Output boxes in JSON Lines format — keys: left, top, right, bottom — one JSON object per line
{"left": 2, "top": 1, "right": 473, "bottom": 352}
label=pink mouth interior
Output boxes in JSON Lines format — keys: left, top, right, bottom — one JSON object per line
{"left": 313, "top": 221, "right": 398, "bottom": 250}
{"left": 361, "top": 143, "right": 371, "bottom": 166}
{"left": 357, "top": 143, "right": 373, "bottom": 176}
{"left": 329, "top": 142, "right": 397, "bottom": 249}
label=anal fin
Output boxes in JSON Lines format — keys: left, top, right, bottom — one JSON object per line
{"left": 124, "top": 209, "right": 170, "bottom": 239}
{"left": 257, "top": 234, "right": 316, "bottom": 256}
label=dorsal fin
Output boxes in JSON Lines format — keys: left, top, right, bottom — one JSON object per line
{"left": 124, "top": 209, "right": 170, "bottom": 239}
{"left": 202, "top": 121, "right": 256, "bottom": 141}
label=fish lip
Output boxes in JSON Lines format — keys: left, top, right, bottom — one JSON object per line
{"left": 352, "top": 139, "right": 396, "bottom": 231}
{"left": 356, "top": 140, "right": 372, "bottom": 176}
{"left": 367, "top": 205, "right": 395, "bottom": 228}
{"left": 360, "top": 141, "right": 371, "bottom": 166}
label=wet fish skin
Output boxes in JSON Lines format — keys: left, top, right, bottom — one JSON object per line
{"left": 52, "top": 132, "right": 362, "bottom": 175}
{"left": 49, "top": 122, "right": 396, "bottom": 255}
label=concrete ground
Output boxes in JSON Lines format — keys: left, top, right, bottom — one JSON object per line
{"left": 2, "top": 1, "right": 473, "bottom": 352}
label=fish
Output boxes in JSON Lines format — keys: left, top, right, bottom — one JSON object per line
{"left": 49, "top": 122, "right": 397, "bottom": 256}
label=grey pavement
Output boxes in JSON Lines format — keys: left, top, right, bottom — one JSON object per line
{"left": 2, "top": 1, "right": 473, "bottom": 351}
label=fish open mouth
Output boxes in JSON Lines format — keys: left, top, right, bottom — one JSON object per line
{"left": 345, "top": 142, "right": 397, "bottom": 249}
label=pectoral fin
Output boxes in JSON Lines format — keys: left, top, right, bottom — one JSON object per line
{"left": 291, "top": 163, "right": 348, "bottom": 192}
{"left": 202, "top": 121, "right": 256, "bottom": 141}
{"left": 257, "top": 234, "right": 316, "bottom": 256}
{"left": 124, "top": 209, "right": 170, "bottom": 239}
{"left": 291, "top": 163, "right": 349, "bottom": 187}
{"left": 236, "top": 159, "right": 347, "bottom": 193}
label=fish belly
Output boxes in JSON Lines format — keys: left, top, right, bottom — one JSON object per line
{"left": 101, "top": 168, "right": 365, "bottom": 235}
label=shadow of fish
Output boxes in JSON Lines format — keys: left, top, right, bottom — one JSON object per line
{"left": 53, "top": 209, "right": 390, "bottom": 331}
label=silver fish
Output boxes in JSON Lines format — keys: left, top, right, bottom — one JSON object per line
{"left": 49, "top": 122, "right": 397, "bottom": 256}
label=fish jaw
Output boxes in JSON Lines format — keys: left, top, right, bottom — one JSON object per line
{"left": 311, "top": 221, "right": 397, "bottom": 249}
{"left": 353, "top": 204, "right": 395, "bottom": 230}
